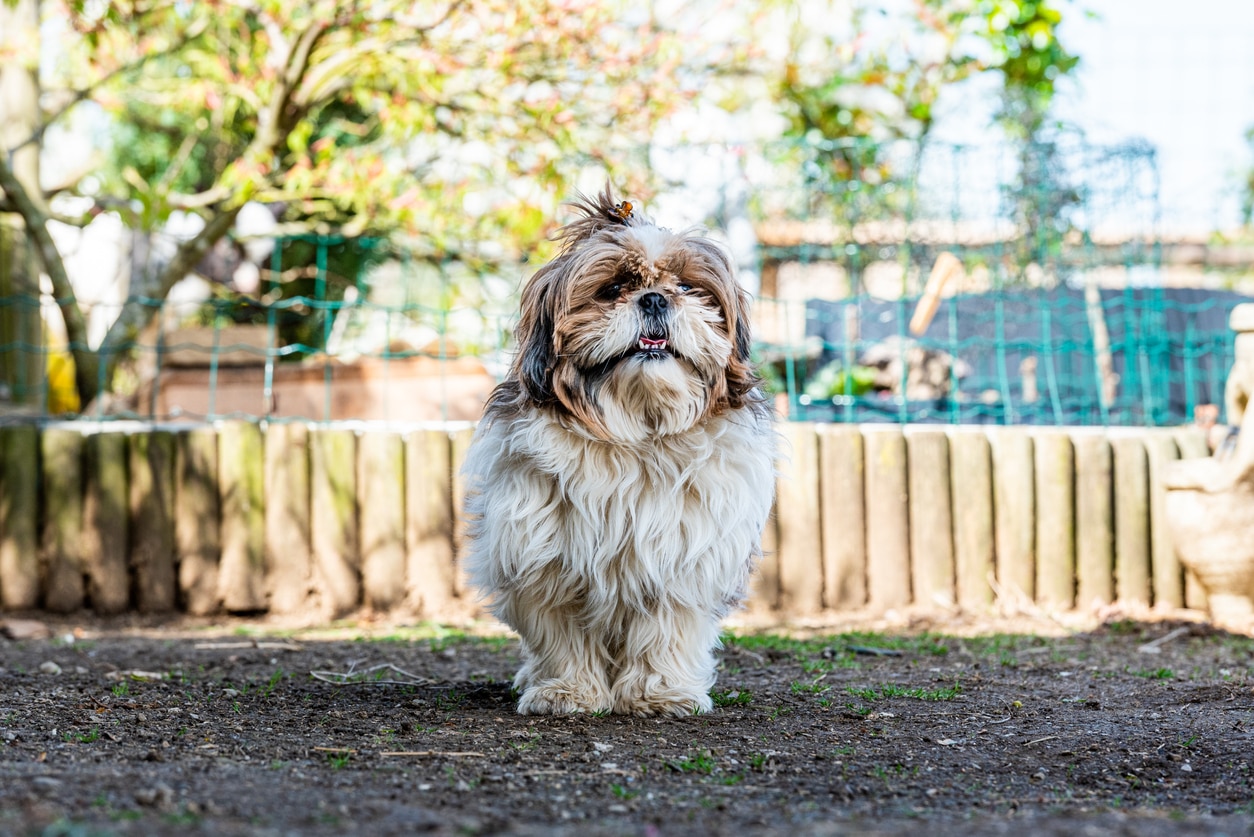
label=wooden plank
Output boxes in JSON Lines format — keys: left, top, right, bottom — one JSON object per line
{"left": 82, "top": 432, "right": 129, "bottom": 614}
{"left": 218, "top": 421, "right": 266, "bottom": 612}
{"left": 405, "top": 429, "right": 456, "bottom": 617}
{"left": 1032, "top": 430, "right": 1075, "bottom": 609}
{"left": 360, "top": 430, "right": 406, "bottom": 611}
{"left": 311, "top": 426, "right": 359, "bottom": 616}
{"left": 41, "top": 428, "right": 84, "bottom": 612}
{"left": 948, "top": 429, "right": 994, "bottom": 612}
{"left": 449, "top": 425, "right": 475, "bottom": 601}
{"left": 863, "top": 427, "right": 911, "bottom": 610}
{"left": 749, "top": 500, "right": 781, "bottom": 615}
{"left": 1072, "top": 432, "right": 1114, "bottom": 609}
{"left": 1171, "top": 427, "right": 1210, "bottom": 611}
{"left": 1112, "top": 434, "right": 1151, "bottom": 607}
{"left": 991, "top": 428, "right": 1036, "bottom": 603}
{"left": 905, "top": 429, "right": 953, "bottom": 609}
{"left": 1143, "top": 431, "right": 1183, "bottom": 610}
{"left": 129, "top": 430, "right": 177, "bottom": 613}
{"left": 176, "top": 427, "right": 221, "bottom": 616}
{"left": 0, "top": 425, "right": 39, "bottom": 609}
{"left": 776, "top": 422, "right": 823, "bottom": 616}
{"left": 817, "top": 424, "right": 867, "bottom": 610}
{"left": 265, "top": 422, "right": 312, "bottom": 614}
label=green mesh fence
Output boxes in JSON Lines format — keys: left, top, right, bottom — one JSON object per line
{"left": 0, "top": 138, "right": 1246, "bottom": 426}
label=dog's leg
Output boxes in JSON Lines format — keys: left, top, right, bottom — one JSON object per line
{"left": 507, "top": 600, "right": 613, "bottom": 716}
{"left": 611, "top": 605, "right": 718, "bottom": 717}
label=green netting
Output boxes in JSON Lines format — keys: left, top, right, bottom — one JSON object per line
{"left": 0, "top": 138, "right": 1245, "bottom": 426}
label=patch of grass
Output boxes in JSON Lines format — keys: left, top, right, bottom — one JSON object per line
{"left": 845, "top": 682, "right": 962, "bottom": 702}
{"left": 434, "top": 690, "right": 465, "bottom": 711}
{"left": 710, "top": 689, "right": 753, "bottom": 707}
{"left": 610, "top": 783, "right": 638, "bottom": 800}
{"left": 668, "top": 748, "right": 716, "bottom": 774}
{"left": 791, "top": 677, "right": 830, "bottom": 696}
{"left": 64, "top": 728, "right": 99, "bottom": 744}
{"left": 110, "top": 682, "right": 130, "bottom": 698}
{"left": 260, "top": 669, "right": 286, "bottom": 696}
{"left": 748, "top": 753, "right": 769, "bottom": 771}
{"left": 767, "top": 705, "right": 791, "bottom": 721}
{"left": 326, "top": 751, "right": 351, "bottom": 769}
{"left": 1130, "top": 667, "right": 1174, "bottom": 680}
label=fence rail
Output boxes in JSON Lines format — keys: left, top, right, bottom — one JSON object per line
{"left": 0, "top": 420, "right": 1213, "bottom": 622}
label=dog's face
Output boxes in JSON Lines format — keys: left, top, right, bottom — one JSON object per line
{"left": 499, "top": 189, "right": 760, "bottom": 441}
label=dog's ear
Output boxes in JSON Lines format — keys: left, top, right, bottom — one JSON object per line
{"left": 724, "top": 284, "right": 764, "bottom": 408}
{"left": 512, "top": 261, "right": 562, "bottom": 405}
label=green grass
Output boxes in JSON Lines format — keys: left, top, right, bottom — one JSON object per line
{"left": 668, "top": 749, "right": 716, "bottom": 774}
{"left": 710, "top": 688, "right": 754, "bottom": 707}
{"left": 845, "top": 682, "right": 962, "bottom": 702}
{"left": 1130, "top": 667, "right": 1175, "bottom": 680}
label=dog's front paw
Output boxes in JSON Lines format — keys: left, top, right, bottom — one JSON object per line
{"left": 612, "top": 673, "right": 714, "bottom": 717}
{"left": 516, "top": 680, "right": 611, "bottom": 716}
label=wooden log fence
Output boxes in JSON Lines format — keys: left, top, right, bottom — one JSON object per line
{"left": 0, "top": 420, "right": 1214, "bottom": 621}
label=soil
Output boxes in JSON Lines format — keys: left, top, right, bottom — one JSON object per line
{"left": 1, "top": 614, "right": 1253, "bottom": 837}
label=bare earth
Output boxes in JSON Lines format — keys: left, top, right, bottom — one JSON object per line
{"left": 1, "top": 615, "right": 1252, "bottom": 836}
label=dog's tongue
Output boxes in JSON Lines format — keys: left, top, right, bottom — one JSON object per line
{"left": 639, "top": 337, "right": 667, "bottom": 351}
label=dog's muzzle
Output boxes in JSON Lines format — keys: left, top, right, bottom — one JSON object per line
{"left": 636, "top": 292, "right": 671, "bottom": 357}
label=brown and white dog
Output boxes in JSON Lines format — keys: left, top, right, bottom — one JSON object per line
{"left": 462, "top": 186, "right": 775, "bottom": 716}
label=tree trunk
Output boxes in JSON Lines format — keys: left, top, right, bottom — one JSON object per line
{"left": 0, "top": 0, "right": 46, "bottom": 408}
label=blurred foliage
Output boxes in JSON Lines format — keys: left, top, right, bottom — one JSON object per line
{"left": 766, "top": 0, "right": 1079, "bottom": 222}
{"left": 44, "top": 0, "right": 709, "bottom": 263}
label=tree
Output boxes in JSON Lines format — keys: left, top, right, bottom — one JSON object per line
{"left": 0, "top": 0, "right": 701, "bottom": 409}
{"left": 761, "top": 0, "right": 1079, "bottom": 222}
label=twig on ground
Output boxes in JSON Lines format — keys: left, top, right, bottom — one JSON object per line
{"left": 309, "top": 663, "right": 434, "bottom": 687}
{"left": 1137, "top": 626, "right": 1190, "bottom": 655}
{"left": 379, "top": 750, "right": 486, "bottom": 758}
{"left": 194, "top": 641, "right": 304, "bottom": 651}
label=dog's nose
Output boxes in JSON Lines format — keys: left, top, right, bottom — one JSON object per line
{"left": 638, "top": 292, "right": 668, "bottom": 315}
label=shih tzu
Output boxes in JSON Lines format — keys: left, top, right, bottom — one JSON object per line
{"left": 462, "top": 186, "right": 775, "bottom": 717}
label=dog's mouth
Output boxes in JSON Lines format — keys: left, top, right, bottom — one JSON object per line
{"left": 633, "top": 332, "right": 674, "bottom": 361}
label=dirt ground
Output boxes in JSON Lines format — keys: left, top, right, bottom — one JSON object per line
{"left": 1, "top": 613, "right": 1253, "bottom": 837}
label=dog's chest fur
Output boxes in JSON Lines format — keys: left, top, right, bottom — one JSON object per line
{"left": 463, "top": 407, "right": 775, "bottom": 618}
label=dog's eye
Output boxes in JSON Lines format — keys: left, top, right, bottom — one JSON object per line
{"left": 599, "top": 282, "right": 624, "bottom": 301}
{"left": 677, "top": 282, "right": 694, "bottom": 293}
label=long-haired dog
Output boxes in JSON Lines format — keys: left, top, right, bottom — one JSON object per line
{"left": 462, "top": 186, "right": 775, "bottom": 717}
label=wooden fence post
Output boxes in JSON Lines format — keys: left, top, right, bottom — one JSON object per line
{"left": 949, "top": 429, "right": 995, "bottom": 612}
{"left": 1033, "top": 430, "right": 1075, "bottom": 610}
{"left": 177, "top": 427, "right": 221, "bottom": 615}
{"left": 1073, "top": 432, "right": 1114, "bottom": 609}
{"left": 219, "top": 421, "right": 266, "bottom": 612}
{"left": 863, "top": 427, "right": 911, "bottom": 610}
{"left": 311, "top": 425, "right": 359, "bottom": 616}
{"left": 1172, "top": 427, "right": 1210, "bottom": 611}
{"left": 776, "top": 422, "right": 823, "bottom": 616}
{"left": 265, "top": 422, "right": 311, "bottom": 614}
{"left": 818, "top": 424, "right": 867, "bottom": 610}
{"left": 130, "top": 430, "right": 177, "bottom": 613}
{"left": 405, "top": 429, "right": 456, "bottom": 617}
{"left": 449, "top": 425, "right": 475, "bottom": 603}
{"left": 906, "top": 429, "right": 954, "bottom": 609}
{"left": 0, "top": 425, "right": 39, "bottom": 609}
{"left": 1144, "top": 431, "right": 1182, "bottom": 610}
{"left": 991, "top": 428, "right": 1035, "bottom": 606}
{"left": 83, "top": 431, "right": 130, "bottom": 614}
{"left": 360, "top": 430, "right": 406, "bottom": 611}
{"left": 1112, "top": 434, "right": 1151, "bottom": 607}
{"left": 42, "top": 428, "right": 84, "bottom": 612}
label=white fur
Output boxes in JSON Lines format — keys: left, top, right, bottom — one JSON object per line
{"left": 462, "top": 405, "right": 775, "bottom": 716}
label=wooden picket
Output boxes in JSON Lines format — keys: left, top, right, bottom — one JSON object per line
{"left": 0, "top": 420, "right": 1221, "bottom": 621}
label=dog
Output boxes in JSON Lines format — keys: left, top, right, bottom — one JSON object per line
{"left": 461, "top": 186, "right": 776, "bottom": 717}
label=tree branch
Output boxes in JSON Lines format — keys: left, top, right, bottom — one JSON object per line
{"left": 0, "top": 152, "right": 101, "bottom": 403}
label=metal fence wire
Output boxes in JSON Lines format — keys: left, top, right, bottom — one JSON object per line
{"left": 0, "top": 138, "right": 1247, "bottom": 426}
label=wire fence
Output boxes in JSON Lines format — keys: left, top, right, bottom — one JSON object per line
{"left": 0, "top": 138, "right": 1249, "bottom": 426}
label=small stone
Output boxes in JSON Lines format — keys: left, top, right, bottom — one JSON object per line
{"left": 593, "top": 742, "right": 613, "bottom": 753}
{"left": 31, "top": 777, "right": 61, "bottom": 790}
{"left": 39, "top": 662, "right": 62, "bottom": 676}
